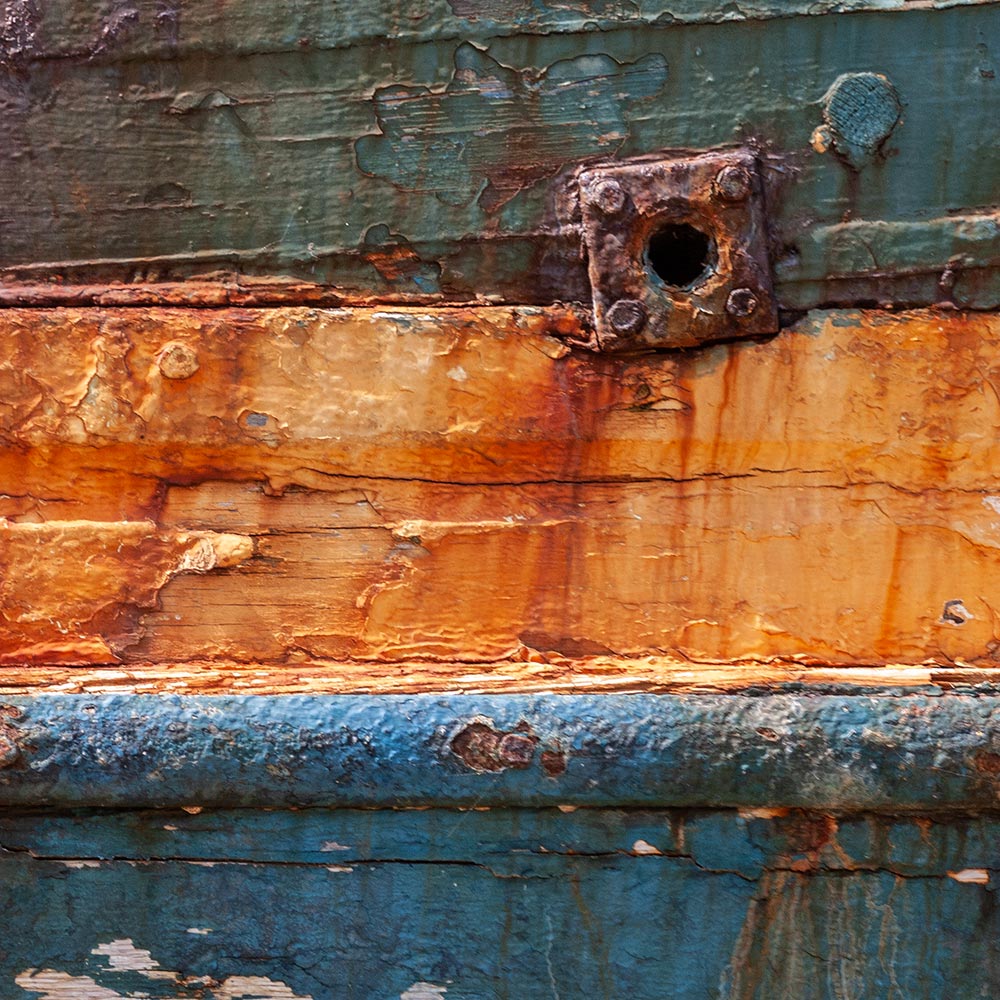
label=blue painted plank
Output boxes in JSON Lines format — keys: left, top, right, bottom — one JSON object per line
{"left": 2, "top": 692, "right": 999, "bottom": 809}
{"left": 3, "top": 808, "right": 999, "bottom": 998}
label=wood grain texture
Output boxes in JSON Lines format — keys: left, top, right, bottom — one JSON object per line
{"left": 2, "top": 305, "right": 1000, "bottom": 673}
{"left": 1, "top": 2, "right": 998, "bottom": 307}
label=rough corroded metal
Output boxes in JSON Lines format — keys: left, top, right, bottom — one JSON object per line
{"left": 1, "top": 693, "right": 1000, "bottom": 809}
{"left": 579, "top": 149, "right": 777, "bottom": 350}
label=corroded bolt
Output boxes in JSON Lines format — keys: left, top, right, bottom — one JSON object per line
{"left": 606, "top": 298, "right": 647, "bottom": 337}
{"left": 714, "top": 164, "right": 752, "bottom": 202}
{"left": 726, "top": 288, "right": 759, "bottom": 318}
{"left": 590, "top": 178, "right": 627, "bottom": 216}
{"left": 157, "top": 342, "right": 200, "bottom": 380}
{"left": 497, "top": 733, "right": 537, "bottom": 767}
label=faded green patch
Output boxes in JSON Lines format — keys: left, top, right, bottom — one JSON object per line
{"left": 355, "top": 42, "right": 668, "bottom": 211}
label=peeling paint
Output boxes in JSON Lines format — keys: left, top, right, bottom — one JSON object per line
{"left": 948, "top": 868, "right": 990, "bottom": 885}
{"left": 401, "top": 983, "right": 448, "bottom": 1000}
{"left": 17, "top": 939, "right": 313, "bottom": 999}
{"left": 6, "top": 307, "right": 1000, "bottom": 668}
{"left": 355, "top": 43, "right": 668, "bottom": 211}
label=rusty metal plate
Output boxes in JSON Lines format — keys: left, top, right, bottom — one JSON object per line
{"left": 579, "top": 149, "right": 778, "bottom": 351}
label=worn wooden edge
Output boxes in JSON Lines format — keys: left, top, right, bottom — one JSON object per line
{"left": 2, "top": 691, "right": 1000, "bottom": 810}
{"left": 0, "top": 660, "right": 997, "bottom": 696}
{"left": 17, "top": 0, "right": 998, "bottom": 63}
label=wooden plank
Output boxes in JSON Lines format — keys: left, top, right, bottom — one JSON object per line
{"left": 3, "top": 305, "right": 1000, "bottom": 668}
{"left": 13, "top": 0, "right": 991, "bottom": 60}
{"left": 4, "top": 806, "right": 999, "bottom": 879}
{"left": 0, "top": 805, "right": 998, "bottom": 998}
{"left": 2, "top": 661, "right": 999, "bottom": 696}
{"left": 2, "top": 692, "right": 1000, "bottom": 810}
{"left": 7, "top": 845, "right": 995, "bottom": 999}
{"left": 1, "top": 4, "right": 998, "bottom": 307}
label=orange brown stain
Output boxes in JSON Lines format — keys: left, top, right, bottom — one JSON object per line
{"left": 1, "top": 305, "right": 999, "bottom": 676}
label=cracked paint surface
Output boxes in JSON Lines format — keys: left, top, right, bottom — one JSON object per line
{"left": 3, "top": 806, "right": 1000, "bottom": 999}
{"left": 355, "top": 43, "right": 668, "bottom": 211}
{"left": 0, "top": 521, "right": 253, "bottom": 664}
{"left": 0, "top": 4, "right": 997, "bottom": 309}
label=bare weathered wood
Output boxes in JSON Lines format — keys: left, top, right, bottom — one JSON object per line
{"left": 2, "top": 305, "right": 1000, "bottom": 671}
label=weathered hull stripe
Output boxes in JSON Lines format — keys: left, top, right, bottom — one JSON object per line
{"left": 1, "top": 692, "right": 998, "bottom": 810}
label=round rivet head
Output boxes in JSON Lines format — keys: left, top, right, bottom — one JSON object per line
{"left": 726, "top": 288, "right": 759, "bottom": 318}
{"left": 590, "top": 178, "right": 628, "bottom": 216}
{"left": 158, "top": 342, "right": 200, "bottom": 380}
{"left": 606, "top": 298, "right": 647, "bottom": 336}
{"left": 714, "top": 164, "right": 752, "bottom": 202}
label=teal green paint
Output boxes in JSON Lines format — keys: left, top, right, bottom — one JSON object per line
{"left": 18, "top": 1, "right": 989, "bottom": 61}
{"left": 1, "top": 5, "right": 998, "bottom": 306}
{"left": 355, "top": 45, "right": 669, "bottom": 210}
{"left": 819, "top": 72, "right": 902, "bottom": 168}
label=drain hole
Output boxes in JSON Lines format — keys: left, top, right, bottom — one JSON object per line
{"left": 647, "top": 223, "right": 713, "bottom": 287}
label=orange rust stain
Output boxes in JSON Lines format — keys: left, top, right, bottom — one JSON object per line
{"left": 1, "top": 306, "right": 999, "bottom": 674}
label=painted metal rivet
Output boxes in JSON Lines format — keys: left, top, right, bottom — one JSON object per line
{"left": 607, "top": 298, "right": 647, "bottom": 336}
{"left": 590, "top": 178, "right": 627, "bottom": 216}
{"left": 726, "top": 288, "right": 759, "bottom": 318}
{"left": 815, "top": 72, "right": 902, "bottom": 169}
{"left": 714, "top": 164, "right": 752, "bottom": 202}
{"left": 158, "top": 342, "right": 200, "bottom": 380}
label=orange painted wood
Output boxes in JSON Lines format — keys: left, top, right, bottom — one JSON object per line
{"left": 2, "top": 306, "right": 998, "bottom": 674}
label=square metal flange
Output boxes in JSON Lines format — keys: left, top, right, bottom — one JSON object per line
{"left": 579, "top": 150, "right": 777, "bottom": 351}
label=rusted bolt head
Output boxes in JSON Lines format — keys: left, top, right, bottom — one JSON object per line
{"left": 590, "top": 178, "right": 628, "bottom": 216}
{"left": 606, "top": 298, "right": 647, "bottom": 337}
{"left": 726, "top": 288, "right": 759, "bottom": 318}
{"left": 158, "top": 342, "right": 200, "bottom": 380}
{"left": 714, "top": 164, "right": 753, "bottom": 202}
{"left": 497, "top": 733, "right": 537, "bottom": 767}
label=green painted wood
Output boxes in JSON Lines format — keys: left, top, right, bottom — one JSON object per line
{"left": 2, "top": 806, "right": 999, "bottom": 998}
{"left": 1, "top": 3, "right": 998, "bottom": 308}
{"left": 10, "top": 0, "right": 991, "bottom": 60}
{"left": 3, "top": 692, "right": 1000, "bottom": 810}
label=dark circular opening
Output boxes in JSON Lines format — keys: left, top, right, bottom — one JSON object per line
{"left": 646, "top": 223, "right": 713, "bottom": 288}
